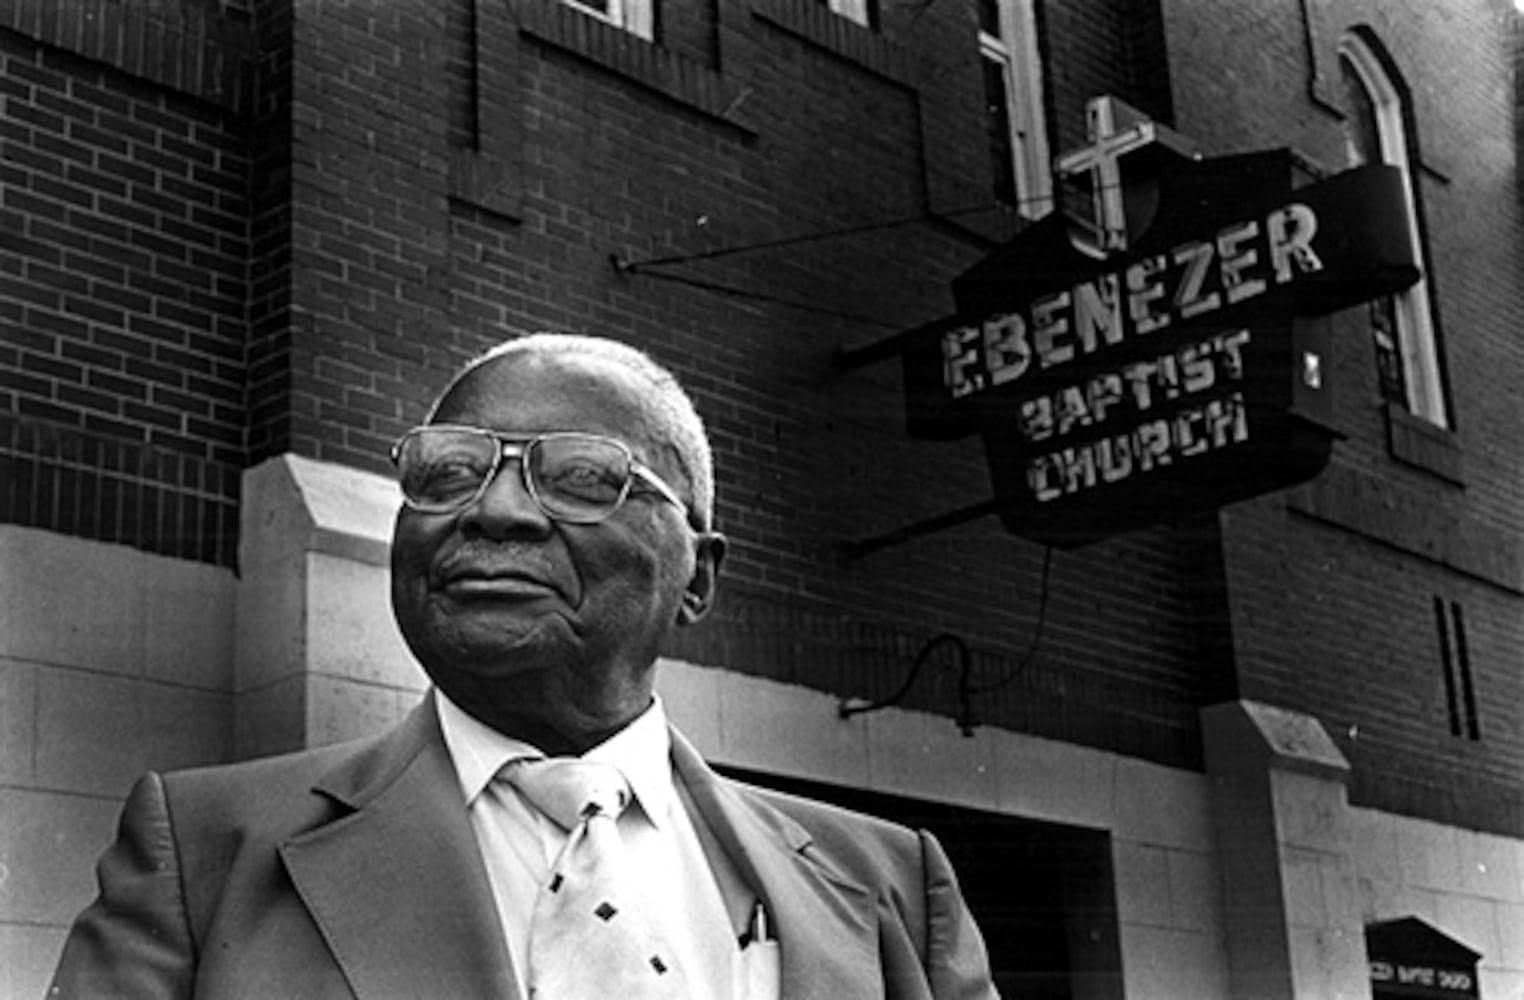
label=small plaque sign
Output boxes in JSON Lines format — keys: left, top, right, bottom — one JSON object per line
{"left": 1366, "top": 917, "right": 1481, "bottom": 999}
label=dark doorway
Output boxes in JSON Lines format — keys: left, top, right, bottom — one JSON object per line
{"left": 724, "top": 769, "right": 1124, "bottom": 1000}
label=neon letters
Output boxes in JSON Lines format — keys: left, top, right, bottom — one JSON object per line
{"left": 940, "top": 203, "right": 1322, "bottom": 398}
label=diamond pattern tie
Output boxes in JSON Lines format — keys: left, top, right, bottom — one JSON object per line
{"left": 505, "top": 758, "right": 689, "bottom": 1000}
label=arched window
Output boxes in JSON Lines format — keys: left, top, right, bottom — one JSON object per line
{"left": 1337, "top": 30, "right": 1449, "bottom": 428}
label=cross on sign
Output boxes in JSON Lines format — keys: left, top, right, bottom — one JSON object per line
{"left": 1056, "top": 96, "right": 1199, "bottom": 252}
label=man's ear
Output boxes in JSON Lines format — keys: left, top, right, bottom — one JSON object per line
{"left": 677, "top": 532, "right": 726, "bottom": 626}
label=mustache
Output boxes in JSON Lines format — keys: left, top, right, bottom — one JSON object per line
{"left": 435, "top": 543, "right": 571, "bottom": 595}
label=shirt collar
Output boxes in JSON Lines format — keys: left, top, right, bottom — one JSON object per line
{"left": 434, "top": 689, "right": 677, "bottom": 829}
{"left": 583, "top": 695, "right": 676, "bottom": 829}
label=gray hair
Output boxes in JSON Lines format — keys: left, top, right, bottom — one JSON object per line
{"left": 430, "top": 332, "right": 717, "bottom": 530}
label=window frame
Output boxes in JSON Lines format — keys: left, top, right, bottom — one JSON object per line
{"left": 823, "top": 0, "right": 872, "bottom": 27}
{"left": 1338, "top": 31, "right": 1450, "bottom": 430}
{"left": 561, "top": 0, "right": 653, "bottom": 41}
{"left": 978, "top": 0, "right": 1052, "bottom": 219}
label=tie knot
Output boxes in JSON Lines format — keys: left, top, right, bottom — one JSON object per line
{"left": 504, "top": 758, "right": 632, "bottom": 831}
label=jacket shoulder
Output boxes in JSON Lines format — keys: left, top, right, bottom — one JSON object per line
{"left": 158, "top": 706, "right": 435, "bottom": 871}
{"left": 165, "top": 730, "right": 384, "bottom": 817}
{"left": 162, "top": 697, "right": 436, "bottom": 823}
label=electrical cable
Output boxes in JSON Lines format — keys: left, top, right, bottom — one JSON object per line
{"left": 969, "top": 543, "right": 1054, "bottom": 694}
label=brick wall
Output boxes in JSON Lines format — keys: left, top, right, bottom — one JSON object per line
{"left": 1044, "top": 0, "right": 1172, "bottom": 147}
{"left": 91, "top": 0, "right": 1222, "bottom": 766}
{"left": 269, "top": 0, "right": 456, "bottom": 474}
{"left": 0, "top": 20, "right": 252, "bottom": 566}
{"left": 1164, "top": 0, "right": 1524, "bottom": 832}
{"left": 408, "top": 0, "right": 1223, "bottom": 766}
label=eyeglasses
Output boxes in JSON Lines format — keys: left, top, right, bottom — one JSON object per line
{"left": 391, "top": 425, "right": 689, "bottom": 523}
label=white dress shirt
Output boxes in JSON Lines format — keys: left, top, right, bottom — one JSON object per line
{"left": 436, "top": 691, "right": 758, "bottom": 999}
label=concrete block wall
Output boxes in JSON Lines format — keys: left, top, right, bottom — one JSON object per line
{"left": 662, "top": 664, "right": 1522, "bottom": 997}
{"left": 1352, "top": 809, "right": 1524, "bottom": 999}
{"left": 0, "top": 441, "right": 1230, "bottom": 999}
{"left": 1199, "top": 699, "right": 1524, "bottom": 1000}
{"left": 233, "top": 453, "right": 424, "bottom": 759}
{"left": 0, "top": 525, "right": 235, "bottom": 997}
{"left": 9, "top": 443, "right": 1521, "bottom": 999}
{"left": 661, "top": 657, "right": 1234, "bottom": 1000}
{"left": 1202, "top": 700, "right": 1368, "bottom": 1000}
{"left": 0, "top": 453, "right": 420, "bottom": 997}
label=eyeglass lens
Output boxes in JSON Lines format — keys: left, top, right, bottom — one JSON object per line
{"left": 398, "top": 429, "right": 633, "bottom": 520}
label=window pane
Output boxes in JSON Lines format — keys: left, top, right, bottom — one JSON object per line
{"left": 983, "top": 56, "right": 1017, "bottom": 205}
{"left": 979, "top": 0, "right": 1002, "bottom": 36}
{"left": 1338, "top": 55, "right": 1380, "bottom": 167}
{"left": 1369, "top": 297, "right": 1408, "bottom": 406}
{"left": 1339, "top": 32, "right": 1448, "bottom": 428}
{"left": 821, "top": 0, "right": 873, "bottom": 26}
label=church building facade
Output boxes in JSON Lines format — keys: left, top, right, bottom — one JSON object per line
{"left": 2, "top": 1, "right": 1521, "bottom": 996}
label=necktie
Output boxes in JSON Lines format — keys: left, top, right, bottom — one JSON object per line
{"left": 505, "top": 758, "right": 689, "bottom": 1000}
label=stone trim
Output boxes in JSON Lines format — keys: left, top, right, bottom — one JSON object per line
{"left": 241, "top": 453, "right": 398, "bottom": 569}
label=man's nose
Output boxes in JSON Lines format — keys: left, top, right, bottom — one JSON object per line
{"left": 458, "top": 459, "right": 553, "bottom": 537}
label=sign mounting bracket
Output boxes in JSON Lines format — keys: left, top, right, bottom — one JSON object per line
{"left": 838, "top": 498, "right": 999, "bottom": 563}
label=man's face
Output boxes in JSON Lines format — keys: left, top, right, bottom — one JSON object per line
{"left": 389, "top": 352, "right": 720, "bottom": 743}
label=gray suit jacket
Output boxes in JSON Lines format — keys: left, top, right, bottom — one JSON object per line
{"left": 49, "top": 694, "right": 998, "bottom": 999}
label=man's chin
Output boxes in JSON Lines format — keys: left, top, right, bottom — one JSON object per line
{"left": 413, "top": 614, "right": 573, "bottom": 675}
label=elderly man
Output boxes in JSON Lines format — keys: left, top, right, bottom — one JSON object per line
{"left": 50, "top": 333, "right": 999, "bottom": 999}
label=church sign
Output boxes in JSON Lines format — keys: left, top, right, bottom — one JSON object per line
{"left": 898, "top": 103, "right": 1421, "bottom": 546}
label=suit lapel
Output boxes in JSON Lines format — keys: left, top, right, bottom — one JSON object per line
{"left": 280, "top": 697, "right": 519, "bottom": 1000}
{"left": 670, "top": 729, "right": 884, "bottom": 1000}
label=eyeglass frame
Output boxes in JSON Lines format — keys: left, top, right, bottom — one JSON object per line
{"left": 390, "top": 424, "right": 690, "bottom": 524}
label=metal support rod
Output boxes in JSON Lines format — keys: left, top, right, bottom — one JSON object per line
{"left": 611, "top": 202, "right": 1001, "bottom": 273}
{"left": 838, "top": 498, "right": 999, "bottom": 563}
{"left": 611, "top": 256, "right": 901, "bottom": 329}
